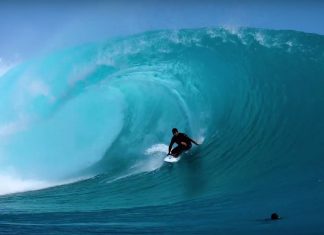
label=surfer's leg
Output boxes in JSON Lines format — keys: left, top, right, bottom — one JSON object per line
{"left": 171, "top": 146, "right": 183, "bottom": 157}
{"left": 184, "top": 144, "right": 192, "bottom": 151}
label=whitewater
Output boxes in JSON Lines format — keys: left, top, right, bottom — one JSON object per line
{"left": 0, "top": 27, "right": 323, "bottom": 234}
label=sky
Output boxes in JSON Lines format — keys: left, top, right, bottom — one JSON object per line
{"left": 0, "top": 0, "right": 323, "bottom": 66}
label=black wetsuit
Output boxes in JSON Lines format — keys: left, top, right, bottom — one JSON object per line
{"left": 169, "top": 133, "right": 193, "bottom": 156}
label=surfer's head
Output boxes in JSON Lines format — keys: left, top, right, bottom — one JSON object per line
{"left": 271, "top": 213, "right": 280, "bottom": 220}
{"left": 172, "top": 128, "right": 179, "bottom": 136}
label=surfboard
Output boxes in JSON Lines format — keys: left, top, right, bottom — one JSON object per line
{"left": 164, "top": 155, "right": 181, "bottom": 163}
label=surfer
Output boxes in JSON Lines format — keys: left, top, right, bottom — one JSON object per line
{"left": 168, "top": 128, "right": 199, "bottom": 157}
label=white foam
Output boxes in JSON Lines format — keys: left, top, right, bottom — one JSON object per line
{"left": 145, "top": 143, "right": 168, "bottom": 155}
{"left": 0, "top": 174, "right": 52, "bottom": 195}
{"left": 126, "top": 143, "right": 168, "bottom": 175}
{"left": 0, "top": 169, "right": 93, "bottom": 196}
{"left": 105, "top": 172, "right": 136, "bottom": 184}
{"left": 197, "top": 136, "right": 205, "bottom": 144}
{"left": 206, "top": 28, "right": 218, "bottom": 39}
{"left": 223, "top": 25, "right": 240, "bottom": 35}
{"left": 139, "top": 144, "right": 167, "bottom": 172}
{"left": 69, "top": 64, "right": 95, "bottom": 84}
{"left": 0, "top": 57, "right": 17, "bottom": 77}
{"left": 254, "top": 32, "right": 267, "bottom": 46}
{"left": 28, "top": 80, "right": 56, "bottom": 102}
{"left": 107, "top": 140, "right": 205, "bottom": 185}
{"left": 104, "top": 144, "right": 168, "bottom": 185}
{"left": 0, "top": 118, "right": 29, "bottom": 139}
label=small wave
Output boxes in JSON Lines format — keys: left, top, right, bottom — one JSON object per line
{"left": 0, "top": 173, "right": 93, "bottom": 196}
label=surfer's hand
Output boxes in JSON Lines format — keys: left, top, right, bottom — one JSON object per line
{"left": 181, "top": 142, "right": 187, "bottom": 147}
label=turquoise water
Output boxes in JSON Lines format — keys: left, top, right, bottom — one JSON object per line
{"left": 0, "top": 28, "right": 324, "bottom": 234}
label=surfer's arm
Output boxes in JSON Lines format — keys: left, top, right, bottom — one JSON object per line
{"left": 189, "top": 137, "right": 199, "bottom": 145}
{"left": 183, "top": 133, "right": 199, "bottom": 145}
{"left": 168, "top": 138, "right": 175, "bottom": 154}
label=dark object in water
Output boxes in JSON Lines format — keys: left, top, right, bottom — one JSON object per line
{"left": 271, "top": 213, "right": 280, "bottom": 220}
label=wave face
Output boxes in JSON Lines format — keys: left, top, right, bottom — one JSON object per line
{"left": 0, "top": 28, "right": 324, "bottom": 234}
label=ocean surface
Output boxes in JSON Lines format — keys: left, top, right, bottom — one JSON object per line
{"left": 0, "top": 27, "right": 324, "bottom": 234}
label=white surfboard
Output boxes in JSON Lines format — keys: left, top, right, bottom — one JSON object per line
{"left": 164, "top": 155, "right": 181, "bottom": 163}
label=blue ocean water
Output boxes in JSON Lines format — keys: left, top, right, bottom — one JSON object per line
{"left": 0, "top": 28, "right": 324, "bottom": 234}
